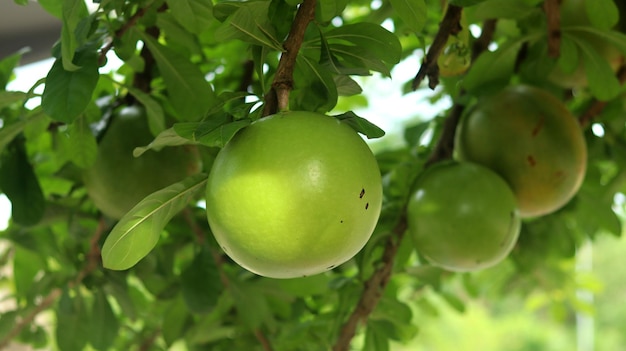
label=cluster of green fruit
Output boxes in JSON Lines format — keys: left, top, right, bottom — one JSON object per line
{"left": 408, "top": 85, "right": 587, "bottom": 272}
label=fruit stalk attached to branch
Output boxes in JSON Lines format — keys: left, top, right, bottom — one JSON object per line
{"left": 263, "top": 0, "right": 317, "bottom": 116}
{"left": 412, "top": 4, "right": 463, "bottom": 90}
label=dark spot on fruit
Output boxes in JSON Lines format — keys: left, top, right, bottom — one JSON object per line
{"left": 340, "top": 220, "right": 344, "bottom": 223}
{"left": 531, "top": 116, "right": 545, "bottom": 137}
{"left": 527, "top": 155, "right": 536, "bottom": 167}
{"left": 327, "top": 264, "right": 336, "bottom": 269}
{"left": 365, "top": 203, "right": 369, "bottom": 210}
{"left": 360, "top": 188, "right": 365, "bottom": 198}
{"left": 475, "top": 259, "right": 482, "bottom": 264}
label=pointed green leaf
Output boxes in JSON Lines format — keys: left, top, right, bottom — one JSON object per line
{"left": 291, "top": 55, "right": 338, "bottom": 112}
{"left": 0, "top": 49, "right": 26, "bottom": 89}
{"left": 165, "top": 0, "right": 213, "bottom": 34}
{"left": 569, "top": 36, "right": 621, "bottom": 101}
{"left": 61, "top": 0, "right": 88, "bottom": 71}
{"left": 102, "top": 174, "right": 208, "bottom": 270}
{"left": 56, "top": 289, "right": 89, "bottom": 351}
{"left": 324, "top": 23, "right": 402, "bottom": 67}
{"left": 41, "top": 53, "right": 99, "bottom": 123}
{"left": 334, "top": 111, "right": 385, "bottom": 139}
{"left": 173, "top": 119, "right": 251, "bottom": 148}
{"left": 0, "top": 139, "right": 45, "bottom": 226}
{"left": 162, "top": 296, "right": 190, "bottom": 346}
{"left": 126, "top": 86, "right": 166, "bottom": 135}
{"left": 389, "top": 0, "right": 427, "bottom": 33}
{"left": 90, "top": 291, "right": 119, "bottom": 351}
{"left": 0, "top": 91, "right": 27, "bottom": 109}
{"left": 67, "top": 115, "right": 98, "bottom": 168}
{"left": 181, "top": 245, "right": 223, "bottom": 313}
{"left": 138, "top": 29, "right": 216, "bottom": 121}
{"left": 133, "top": 128, "right": 197, "bottom": 157}
{"left": 214, "top": 1, "right": 283, "bottom": 51}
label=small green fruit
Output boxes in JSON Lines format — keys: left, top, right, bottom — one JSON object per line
{"left": 407, "top": 161, "right": 521, "bottom": 272}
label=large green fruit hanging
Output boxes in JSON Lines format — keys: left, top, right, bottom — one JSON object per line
{"left": 205, "top": 111, "right": 383, "bottom": 279}
{"left": 83, "top": 106, "right": 201, "bottom": 219}
{"left": 455, "top": 85, "right": 587, "bottom": 218}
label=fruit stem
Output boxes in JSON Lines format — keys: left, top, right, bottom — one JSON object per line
{"left": 543, "top": 0, "right": 562, "bottom": 58}
{"left": 262, "top": 0, "right": 317, "bottom": 116}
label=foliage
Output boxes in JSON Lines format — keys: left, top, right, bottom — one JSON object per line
{"left": 0, "top": 0, "right": 625, "bottom": 350}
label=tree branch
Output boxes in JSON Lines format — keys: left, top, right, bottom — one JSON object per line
{"left": 98, "top": 2, "right": 158, "bottom": 66}
{"left": 412, "top": 5, "right": 463, "bottom": 90}
{"left": 0, "top": 218, "right": 106, "bottom": 349}
{"left": 579, "top": 64, "right": 626, "bottom": 128}
{"left": 332, "top": 218, "right": 407, "bottom": 351}
{"left": 262, "top": 0, "right": 317, "bottom": 116}
{"left": 254, "top": 328, "right": 274, "bottom": 351}
{"left": 543, "top": 0, "right": 561, "bottom": 58}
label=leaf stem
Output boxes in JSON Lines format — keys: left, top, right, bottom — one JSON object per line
{"left": 263, "top": 0, "right": 317, "bottom": 116}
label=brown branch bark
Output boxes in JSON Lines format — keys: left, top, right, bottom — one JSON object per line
{"left": 579, "top": 64, "right": 626, "bottom": 128}
{"left": 262, "top": 0, "right": 317, "bottom": 116}
{"left": 412, "top": 5, "right": 463, "bottom": 90}
{"left": 98, "top": 2, "right": 159, "bottom": 66}
{"left": 332, "top": 219, "right": 407, "bottom": 351}
{"left": 543, "top": 0, "right": 562, "bottom": 58}
{"left": 254, "top": 329, "right": 274, "bottom": 351}
{"left": 0, "top": 218, "right": 106, "bottom": 349}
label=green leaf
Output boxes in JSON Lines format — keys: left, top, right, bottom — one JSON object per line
{"left": 214, "top": 1, "right": 283, "bottom": 51}
{"left": 334, "top": 111, "right": 385, "bottom": 139}
{"left": 137, "top": 29, "right": 216, "bottom": 121}
{"left": 101, "top": 174, "right": 208, "bottom": 270}
{"left": 90, "top": 290, "right": 119, "bottom": 351}
{"left": 449, "top": 0, "right": 487, "bottom": 6}
{"left": 568, "top": 35, "right": 621, "bottom": 101}
{"left": 162, "top": 296, "right": 190, "bottom": 346}
{"left": 60, "top": 0, "right": 88, "bottom": 71}
{"left": 585, "top": 0, "right": 618, "bottom": 30}
{"left": 363, "top": 320, "right": 390, "bottom": 351}
{"left": 466, "top": 0, "right": 538, "bottom": 21}
{"left": 556, "top": 35, "right": 579, "bottom": 74}
{"left": 462, "top": 36, "right": 529, "bottom": 93}
{"left": 126, "top": 86, "right": 166, "bottom": 135}
{"left": 292, "top": 55, "right": 338, "bottom": 112}
{"left": 12, "top": 246, "right": 45, "bottom": 298}
{"left": 318, "top": 0, "right": 349, "bottom": 22}
{"left": 0, "top": 110, "right": 47, "bottom": 155}
{"left": 181, "top": 245, "right": 223, "bottom": 313}
{"left": 173, "top": 118, "right": 251, "bottom": 148}
{"left": 389, "top": 0, "right": 427, "bottom": 33}
{"left": 56, "top": 289, "right": 89, "bottom": 351}
{"left": 165, "top": 0, "right": 213, "bottom": 34}
{"left": 0, "top": 91, "right": 27, "bottom": 108}
{"left": 41, "top": 53, "right": 99, "bottom": 123}
{"left": 0, "top": 49, "right": 26, "bottom": 89}
{"left": 0, "top": 139, "right": 45, "bottom": 226}
{"left": 133, "top": 128, "right": 197, "bottom": 157}
{"left": 67, "top": 115, "right": 97, "bottom": 168}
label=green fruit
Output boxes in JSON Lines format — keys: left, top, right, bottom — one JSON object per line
{"left": 455, "top": 85, "right": 587, "bottom": 218}
{"left": 83, "top": 106, "right": 201, "bottom": 219}
{"left": 438, "top": 11, "right": 471, "bottom": 77}
{"left": 205, "top": 111, "right": 382, "bottom": 279}
{"left": 407, "top": 161, "right": 521, "bottom": 272}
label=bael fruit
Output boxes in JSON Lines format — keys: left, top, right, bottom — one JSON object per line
{"left": 407, "top": 161, "right": 521, "bottom": 272}
{"left": 455, "top": 85, "right": 587, "bottom": 218}
{"left": 83, "top": 106, "right": 201, "bottom": 219}
{"left": 205, "top": 111, "right": 382, "bottom": 279}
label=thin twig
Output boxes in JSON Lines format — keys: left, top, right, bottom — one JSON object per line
{"left": 579, "top": 64, "right": 626, "bottom": 128}
{"left": 0, "top": 219, "right": 107, "bottom": 349}
{"left": 412, "top": 5, "right": 463, "bottom": 90}
{"left": 254, "top": 329, "right": 274, "bottom": 351}
{"left": 98, "top": 3, "right": 158, "bottom": 65}
{"left": 262, "top": 0, "right": 317, "bottom": 116}
{"left": 543, "top": 0, "right": 561, "bottom": 58}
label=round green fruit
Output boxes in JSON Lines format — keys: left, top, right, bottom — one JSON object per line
{"left": 83, "top": 106, "right": 201, "bottom": 219}
{"left": 455, "top": 85, "right": 587, "bottom": 218}
{"left": 205, "top": 111, "right": 383, "bottom": 279}
{"left": 407, "top": 161, "right": 521, "bottom": 272}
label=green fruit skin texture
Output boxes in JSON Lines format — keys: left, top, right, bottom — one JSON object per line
{"left": 83, "top": 106, "right": 201, "bottom": 219}
{"left": 205, "top": 111, "right": 383, "bottom": 279}
{"left": 455, "top": 85, "right": 587, "bottom": 218}
{"left": 407, "top": 161, "right": 521, "bottom": 272}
